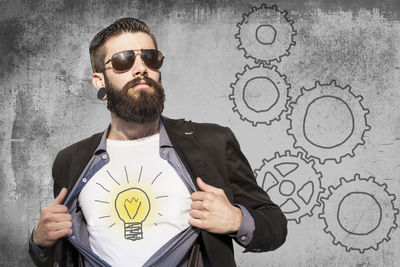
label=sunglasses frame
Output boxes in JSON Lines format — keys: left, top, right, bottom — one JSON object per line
{"left": 100, "top": 49, "right": 164, "bottom": 72}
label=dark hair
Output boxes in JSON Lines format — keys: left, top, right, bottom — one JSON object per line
{"left": 89, "top": 17, "right": 158, "bottom": 73}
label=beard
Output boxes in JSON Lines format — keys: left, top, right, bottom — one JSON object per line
{"left": 105, "top": 75, "right": 165, "bottom": 123}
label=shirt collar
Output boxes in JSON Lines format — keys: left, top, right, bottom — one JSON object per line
{"left": 93, "top": 117, "right": 173, "bottom": 155}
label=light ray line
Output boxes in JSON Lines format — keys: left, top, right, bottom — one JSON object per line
{"left": 109, "top": 223, "right": 116, "bottom": 228}
{"left": 94, "top": 199, "right": 110, "bottom": 204}
{"left": 96, "top": 182, "right": 110, "bottom": 193}
{"left": 124, "top": 166, "right": 129, "bottom": 184}
{"left": 95, "top": 200, "right": 109, "bottom": 204}
{"left": 138, "top": 166, "right": 143, "bottom": 183}
{"left": 151, "top": 171, "right": 163, "bottom": 185}
{"left": 99, "top": 215, "right": 111, "bottom": 219}
{"left": 155, "top": 195, "right": 168, "bottom": 199}
{"left": 106, "top": 170, "right": 120, "bottom": 185}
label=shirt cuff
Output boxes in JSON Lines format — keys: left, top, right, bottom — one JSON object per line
{"left": 29, "top": 229, "right": 50, "bottom": 264}
{"left": 230, "top": 204, "right": 255, "bottom": 247}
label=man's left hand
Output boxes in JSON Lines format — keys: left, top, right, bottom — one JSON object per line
{"left": 189, "top": 177, "right": 243, "bottom": 234}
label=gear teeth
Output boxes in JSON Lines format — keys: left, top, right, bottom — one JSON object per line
{"left": 235, "top": 4, "right": 296, "bottom": 64}
{"left": 334, "top": 157, "right": 342, "bottom": 164}
{"left": 287, "top": 80, "right": 371, "bottom": 163}
{"left": 328, "top": 185, "right": 335, "bottom": 194}
{"left": 255, "top": 150, "right": 325, "bottom": 224}
{"left": 320, "top": 173, "right": 399, "bottom": 253}
{"left": 229, "top": 63, "right": 291, "bottom": 126}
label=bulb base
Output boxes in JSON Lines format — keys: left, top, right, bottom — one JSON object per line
{"left": 124, "top": 222, "right": 143, "bottom": 241}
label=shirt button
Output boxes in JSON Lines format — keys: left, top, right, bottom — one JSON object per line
{"left": 82, "top": 178, "right": 87, "bottom": 183}
{"left": 102, "top": 154, "right": 107, "bottom": 160}
{"left": 240, "top": 236, "right": 246, "bottom": 241}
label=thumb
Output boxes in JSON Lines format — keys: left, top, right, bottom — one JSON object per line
{"left": 197, "top": 177, "right": 219, "bottom": 194}
{"left": 52, "top": 188, "right": 68, "bottom": 205}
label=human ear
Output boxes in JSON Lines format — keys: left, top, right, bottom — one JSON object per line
{"left": 92, "top": 72, "right": 107, "bottom": 100}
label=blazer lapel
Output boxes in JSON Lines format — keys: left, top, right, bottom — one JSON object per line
{"left": 161, "top": 116, "right": 206, "bottom": 190}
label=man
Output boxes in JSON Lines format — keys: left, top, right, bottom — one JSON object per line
{"left": 29, "top": 18, "right": 287, "bottom": 266}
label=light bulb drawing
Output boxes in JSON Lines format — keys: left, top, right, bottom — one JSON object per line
{"left": 94, "top": 166, "right": 169, "bottom": 242}
{"left": 115, "top": 187, "right": 151, "bottom": 241}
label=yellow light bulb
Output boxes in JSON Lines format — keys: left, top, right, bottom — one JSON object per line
{"left": 115, "top": 187, "right": 151, "bottom": 241}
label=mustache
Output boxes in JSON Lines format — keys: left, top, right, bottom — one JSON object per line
{"left": 122, "top": 76, "right": 161, "bottom": 93}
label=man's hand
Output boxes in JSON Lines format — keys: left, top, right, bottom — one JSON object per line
{"left": 189, "top": 177, "right": 242, "bottom": 234}
{"left": 33, "top": 188, "right": 72, "bottom": 247}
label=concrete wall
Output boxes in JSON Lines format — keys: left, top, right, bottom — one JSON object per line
{"left": 0, "top": 0, "right": 399, "bottom": 265}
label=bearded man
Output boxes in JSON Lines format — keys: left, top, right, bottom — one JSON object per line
{"left": 29, "top": 18, "right": 287, "bottom": 267}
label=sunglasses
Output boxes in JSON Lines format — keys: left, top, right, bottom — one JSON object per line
{"left": 101, "top": 49, "right": 164, "bottom": 72}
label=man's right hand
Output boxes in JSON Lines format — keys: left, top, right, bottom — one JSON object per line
{"left": 33, "top": 188, "right": 72, "bottom": 247}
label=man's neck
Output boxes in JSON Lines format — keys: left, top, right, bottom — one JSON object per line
{"left": 108, "top": 113, "right": 160, "bottom": 140}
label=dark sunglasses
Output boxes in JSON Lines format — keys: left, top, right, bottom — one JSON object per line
{"left": 101, "top": 49, "right": 164, "bottom": 72}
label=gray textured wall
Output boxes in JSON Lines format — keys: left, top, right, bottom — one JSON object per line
{"left": 1, "top": 0, "right": 399, "bottom": 266}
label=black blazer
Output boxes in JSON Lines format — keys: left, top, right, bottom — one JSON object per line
{"left": 31, "top": 117, "right": 287, "bottom": 266}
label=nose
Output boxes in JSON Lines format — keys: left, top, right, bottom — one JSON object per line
{"left": 131, "top": 52, "right": 147, "bottom": 77}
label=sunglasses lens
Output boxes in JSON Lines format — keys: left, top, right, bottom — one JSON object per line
{"left": 141, "top": 50, "right": 164, "bottom": 69}
{"left": 112, "top": 51, "right": 135, "bottom": 72}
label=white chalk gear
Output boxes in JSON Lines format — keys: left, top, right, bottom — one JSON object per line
{"left": 254, "top": 150, "right": 324, "bottom": 224}
{"left": 235, "top": 4, "right": 297, "bottom": 64}
{"left": 318, "top": 174, "right": 399, "bottom": 253}
{"left": 287, "top": 80, "right": 370, "bottom": 164}
{"left": 229, "top": 64, "right": 291, "bottom": 126}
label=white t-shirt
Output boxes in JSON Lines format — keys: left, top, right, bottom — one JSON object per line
{"left": 78, "top": 133, "right": 191, "bottom": 267}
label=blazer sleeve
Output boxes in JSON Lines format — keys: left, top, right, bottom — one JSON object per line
{"left": 28, "top": 158, "right": 60, "bottom": 267}
{"left": 224, "top": 127, "right": 287, "bottom": 252}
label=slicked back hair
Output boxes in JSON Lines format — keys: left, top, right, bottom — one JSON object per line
{"left": 89, "top": 17, "right": 158, "bottom": 73}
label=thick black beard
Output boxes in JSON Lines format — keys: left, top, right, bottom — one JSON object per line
{"left": 105, "top": 75, "right": 165, "bottom": 123}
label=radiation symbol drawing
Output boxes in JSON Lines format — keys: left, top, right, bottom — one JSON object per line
{"left": 287, "top": 80, "right": 371, "bottom": 164}
{"left": 254, "top": 150, "right": 324, "bottom": 223}
{"left": 95, "top": 166, "right": 167, "bottom": 241}
{"left": 235, "top": 4, "right": 297, "bottom": 64}
{"left": 318, "top": 174, "right": 399, "bottom": 253}
{"left": 229, "top": 64, "right": 291, "bottom": 126}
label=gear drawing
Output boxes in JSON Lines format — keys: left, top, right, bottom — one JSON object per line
{"left": 318, "top": 174, "right": 399, "bottom": 253}
{"left": 287, "top": 80, "right": 371, "bottom": 164}
{"left": 229, "top": 64, "right": 291, "bottom": 126}
{"left": 235, "top": 4, "right": 297, "bottom": 64}
{"left": 254, "top": 150, "right": 324, "bottom": 223}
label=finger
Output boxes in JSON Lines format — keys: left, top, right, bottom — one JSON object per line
{"left": 191, "top": 201, "right": 205, "bottom": 210}
{"left": 52, "top": 188, "right": 68, "bottom": 205}
{"left": 191, "top": 191, "right": 211, "bottom": 201}
{"left": 50, "top": 213, "right": 72, "bottom": 223}
{"left": 196, "top": 177, "right": 220, "bottom": 194}
{"left": 42, "top": 213, "right": 72, "bottom": 224}
{"left": 44, "top": 204, "right": 69, "bottom": 214}
{"left": 189, "top": 217, "right": 206, "bottom": 230}
{"left": 50, "top": 228, "right": 73, "bottom": 241}
{"left": 47, "top": 221, "right": 73, "bottom": 231}
{"left": 189, "top": 209, "right": 205, "bottom": 219}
